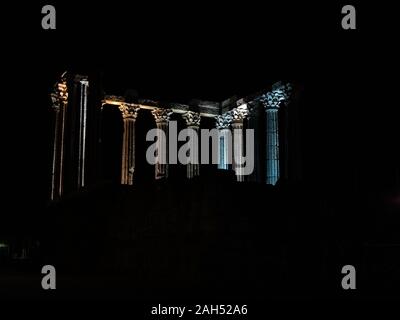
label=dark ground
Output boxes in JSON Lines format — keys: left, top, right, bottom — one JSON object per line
{"left": 1, "top": 171, "right": 400, "bottom": 300}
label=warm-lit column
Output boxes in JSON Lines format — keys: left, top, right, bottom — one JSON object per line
{"left": 231, "top": 106, "right": 248, "bottom": 182}
{"left": 182, "top": 111, "right": 201, "bottom": 179}
{"left": 216, "top": 113, "right": 232, "bottom": 170}
{"left": 50, "top": 74, "right": 68, "bottom": 200}
{"left": 151, "top": 108, "right": 173, "bottom": 180}
{"left": 260, "top": 83, "right": 291, "bottom": 185}
{"left": 118, "top": 103, "right": 140, "bottom": 185}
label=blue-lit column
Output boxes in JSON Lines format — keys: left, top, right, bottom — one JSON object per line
{"left": 119, "top": 103, "right": 140, "bottom": 185}
{"left": 151, "top": 108, "right": 173, "bottom": 180}
{"left": 260, "top": 83, "right": 291, "bottom": 185}
{"left": 182, "top": 111, "right": 201, "bottom": 179}
{"left": 216, "top": 113, "right": 232, "bottom": 170}
{"left": 231, "top": 106, "right": 248, "bottom": 182}
{"left": 265, "top": 106, "right": 280, "bottom": 185}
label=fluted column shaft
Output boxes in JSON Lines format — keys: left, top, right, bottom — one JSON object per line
{"left": 50, "top": 75, "right": 68, "bottom": 200}
{"left": 182, "top": 111, "right": 201, "bottom": 179}
{"left": 231, "top": 107, "right": 248, "bottom": 182}
{"left": 219, "top": 129, "right": 231, "bottom": 170}
{"left": 216, "top": 113, "right": 232, "bottom": 170}
{"left": 77, "top": 78, "right": 89, "bottom": 188}
{"left": 247, "top": 102, "right": 262, "bottom": 182}
{"left": 265, "top": 108, "right": 280, "bottom": 185}
{"left": 232, "top": 121, "right": 244, "bottom": 181}
{"left": 152, "top": 108, "right": 173, "bottom": 180}
{"left": 119, "top": 104, "right": 140, "bottom": 185}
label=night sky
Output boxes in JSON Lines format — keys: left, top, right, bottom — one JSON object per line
{"left": 5, "top": 2, "right": 394, "bottom": 208}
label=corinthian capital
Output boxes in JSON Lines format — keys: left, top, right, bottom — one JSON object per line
{"left": 260, "top": 82, "right": 292, "bottom": 110}
{"left": 182, "top": 111, "right": 201, "bottom": 127}
{"left": 151, "top": 108, "right": 173, "bottom": 123}
{"left": 230, "top": 106, "right": 248, "bottom": 122}
{"left": 119, "top": 103, "right": 140, "bottom": 120}
{"left": 215, "top": 112, "right": 233, "bottom": 129}
{"left": 50, "top": 73, "right": 68, "bottom": 111}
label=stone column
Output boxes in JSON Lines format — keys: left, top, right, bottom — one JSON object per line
{"left": 182, "top": 111, "right": 201, "bottom": 179}
{"left": 265, "top": 107, "right": 280, "bottom": 185}
{"left": 247, "top": 101, "right": 262, "bottom": 183}
{"left": 50, "top": 74, "right": 68, "bottom": 200}
{"left": 151, "top": 108, "right": 173, "bottom": 180}
{"left": 260, "top": 83, "right": 291, "bottom": 185}
{"left": 231, "top": 106, "right": 248, "bottom": 182}
{"left": 77, "top": 77, "right": 89, "bottom": 188}
{"left": 118, "top": 103, "right": 140, "bottom": 185}
{"left": 216, "top": 113, "right": 233, "bottom": 170}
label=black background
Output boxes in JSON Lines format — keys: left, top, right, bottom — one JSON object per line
{"left": 1, "top": 0, "right": 399, "bottom": 315}
{"left": 3, "top": 1, "right": 397, "bottom": 208}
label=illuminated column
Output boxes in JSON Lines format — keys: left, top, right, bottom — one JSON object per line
{"left": 50, "top": 73, "right": 68, "bottom": 200}
{"left": 216, "top": 113, "right": 233, "bottom": 170}
{"left": 77, "top": 77, "right": 89, "bottom": 188}
{"left": 182, "top": 111, "right": 201, "bottom": 179}
{"left": 151, "top": 108, "right": 173, "bottom": 180}
{"left": 231, "top": 106, "right": 248, "bottom": 182}
{"left": 247, "top": 101, "right": 262, "bottom": 182}
{"left": 118, "top": 103, "right": 140, "bottom": 185}
{"left": 260, "top": 83, "right": 291, "bottom": 185}
{"left": 265, "top": 107, "right": 280, "bottom": 185}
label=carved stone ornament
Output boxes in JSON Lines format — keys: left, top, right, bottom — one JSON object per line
{"left": 50, "top": 73, "right": 68, "bottom": 111}
{"left": 260, "top": 83, "right": 292, "bottom": 109}
{"left": 119, "top": 103, "right": 140, "bottom": 120}
{"left": 215, "top": 113, "right": 233, "bottom": 129}
{"left": 182, "top": 111, "right": 201, "bottom": 127}
{"left": 230, "top": 107, "right": 248, "bottom": 122}
{"left": 151, "top": 108, "right": 173, "bottom": 123}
